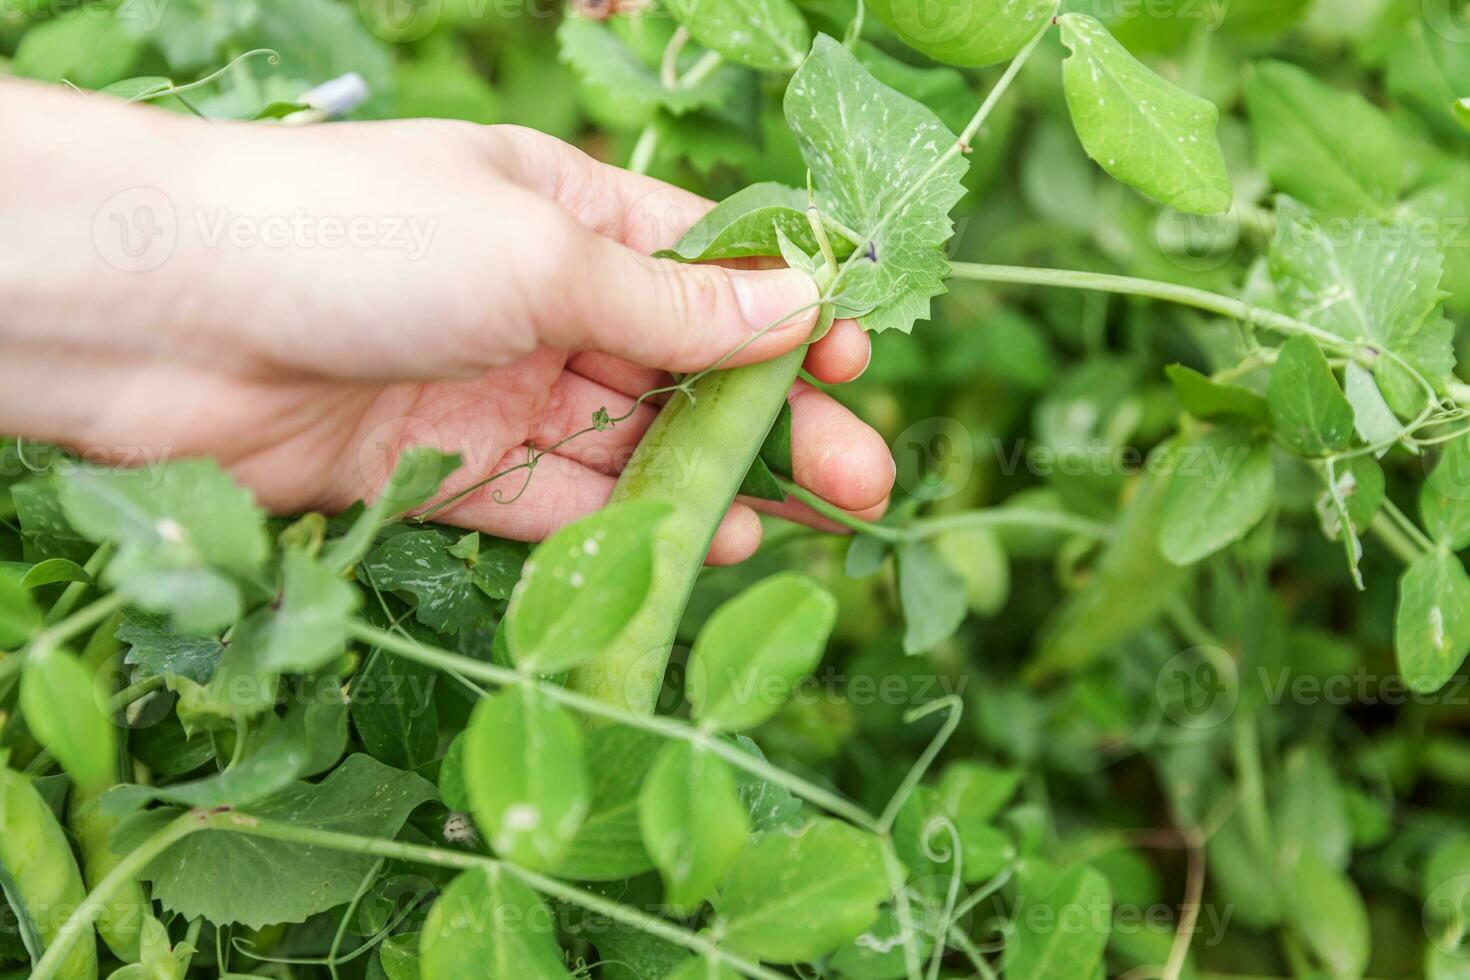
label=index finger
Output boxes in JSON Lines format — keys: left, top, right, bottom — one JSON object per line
{"left": 485, "top": 125, "right": 714, "bottom": 252}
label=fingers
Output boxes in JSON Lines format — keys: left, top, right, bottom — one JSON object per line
{"left": 804, "top": 319, "right": 871, "bottom": 384}
{"left": 487, "top": 125, "right": 711, "bottom": 251}
{"left": 786, "top": 381, "right": 895, "bottom": 513}
{"left": 424, "top": 445, "right": 762, "bottom": 565}
{"left": 744, "top": 493, "right": 891, "bottom": 535}
{"left": 536, "top": 228, "right": 821, "bottom": 374}
{"left": 532, "top": 370, "right": 894, "bottom": 531}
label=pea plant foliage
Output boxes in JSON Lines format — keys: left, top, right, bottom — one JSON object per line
{"left": 5, "top": 0, "right": 1470, "bottom": 977}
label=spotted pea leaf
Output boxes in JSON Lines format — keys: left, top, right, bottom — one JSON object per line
{"left": 665, "top": 0, "right": 810, "bottom": 71}
{"left": 1269, "top": 199, "right": 1454, "bottom": 416}
{"left": 783, "top": 35, "right": 969, "bottom": 333}
{"left": 558, "top": 16, "right": 744, "bottom": 117}
{"left": 362, "top": 530, "right": 499, "bottom": 635}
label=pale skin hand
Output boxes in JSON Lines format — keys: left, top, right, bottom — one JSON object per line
{"left": 0, "top": 80, "right": 894, "bottom": 564}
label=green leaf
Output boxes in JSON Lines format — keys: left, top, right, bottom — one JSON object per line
{"left": 1003, "top": 864, "right": 1112, "bottom": 980}
{"left": 13, "top": 14, "right": 141, "bottom": 88}
{"left": 106, "top": 689, "right": 347, "bottom": 814}
{"left": 1422, "top": 435, "right": 1470, "bottom": 550}
{"left": 658, "top": 183, "right": 826, "bottom": 262}
{"left": 933, "top": 526, "right": 1011, "bottom": 616}
{"left": 897, "top": 540, "right": 969, "bottom": 653}
{"left": 1343, "top": 361, "right": 1402, "bottom": 448}
{"left": 1245, "top": 60, "right": 1403, "bottom": 214}
{"left": 1165, "top": 364, "right": 1272, "bottom": 428}
{"left": 0, "top": 568, "right": 41, "bottom": 647}
{"left": 938, "top": 761, "right": 1023, "bottom": 825}
{"left": 686, "top": 571, "right": 837, "bottom": 731}
{"left": 350, "top": 647, "right": 439, "bottom": 772}
{"left": 507, "top": 501, "right": 668, "bottom": 675}
{"left": 863, "top": 0, "right": 1057, "bottom": 68}
{"left": 11, "top": 477, "right": 92, "bottom": 565}
{"left": 639, "top": 741, "right": 749, "bottom": 913}
{"left": 60, "top": 460, "right": 269, "bottom": 634}
{"left": 667, "top": 959, "right": 740, "bottom": 980}
{"left": 1274, "top": 745, "right": 1351, "bottom": 870}
{"left": 464, "top": 687, "right": 588, "bottom": 869}
{"left": 1396, "top": 551, "right": 1470, "bottom": 694}
{"left": 1269, "top": 199, "right": 1453, "bottom": 412}
{"left": 20, "top": 558, "right": 90, "bottom": 590}
{"left": 1057, "top": 14, "right": 1232, "bottom": 215}
{"left": 553, "top": 726, "right": 664, "bottom": 881}
{"left": 715, "top": 818, "right": 889, "bottom": 963}
{"left": 1319, "top": 456, "right": 1385, "bottom": 590}
{"left": 325, "top": 447, "right": 461, "bottom": 572}
{"left": 379, "top": 933, "right": 420, "bottom": 980}
{"left": 1283, "top": 849, "right": 1370, "bottom": 978}
{"left": 731, "top": 736, "right": 804, "bottom": 832}
{"left": 1034, "top": 468, "right": 1189, "bottom": 680}
{"left": 1268, "top": 336, "right": 1356, "bottom": 456}
{"left": 363, "top": 531, "right": 498, "bottom": 634}
{"left": 21, "top": 646, "right": 115, "bottom": 792}
{"left": 259, "top": 548, "right": 358, "bottom": 675}
{"left": 116, "top": 610, "right": 223, "bottom": 685}
{"left": 144, "top": 755, "right": 436, "bottom": 928}
{"left": 1386, "top": 19, "right": 1470, "bottom": 134}
{"left": 558, "top": 16, "right": 743, "bottom": 117}
{"left": 736, "top": 457, "right": 787, "bottom": 503}
{"left": 1159, "top": 428, "right": 1273, "bottom": 565}
{"left": 666, "top": 0, "right": 810, "bottom": 71}
{"left": 784, "top": 34, "right": 969, "bottom": 333}
{"left": 420, "top": 866, "right": 569, "bottom": 980}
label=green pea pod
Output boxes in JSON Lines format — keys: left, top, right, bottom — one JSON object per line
{"left": 70, "top": 611, "right": 147, "bottom": 963}
{"left": 0, "top": 766, "right": 98, "bottom": 980}
{"left": 568, "top": 350, "right": 805, "bottom": 713}
{"left": 70, "top": 786, "right": 147, "bottom": 963}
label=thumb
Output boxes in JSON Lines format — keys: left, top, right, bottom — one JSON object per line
{"left": 538, "top": 228, "right": 822, "bottom": 373}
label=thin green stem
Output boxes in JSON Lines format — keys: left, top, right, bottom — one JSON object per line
{"left": 347, "top": 622, "right": 881, "bottom": 832}
{"left": 44, "top": 541, "right": 113, "bottom": 625}
{"left": 676, "top": 50, "right": 724, "bottom": 89}
{"left": 778, "top": 479, "right": 1113, "bottom": 544}
{"left": 1381, "top": 497, "right": 1435, "bottom": 554}
{"left": 1369, "top": 512, "right": 1427, "bottom": 565}
{"left": 105, "top": 674, "right": 167, "bottom": 714}
{"left": 29, "top": 593, "right": 127, "bottom": 659}
{"left": 202, "top": 813, "right": 788, "bottom": 980}
{"left": 946, "top": 263, "right": 1353, "bottom": 353}
{"left": 629, "top": 124, "right": 660, "bottom": 176}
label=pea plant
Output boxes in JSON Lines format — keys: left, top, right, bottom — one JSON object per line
{"left": 5, "top": 0, "right": 1470, "bottom": 977}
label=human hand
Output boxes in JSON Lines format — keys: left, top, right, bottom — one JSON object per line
{"left": 0, "top": 81, "right": 893, "bottom": 562}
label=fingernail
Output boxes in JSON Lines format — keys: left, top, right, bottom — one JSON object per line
{"left": 730, "top": 269, "right": 819, "bottom": 334}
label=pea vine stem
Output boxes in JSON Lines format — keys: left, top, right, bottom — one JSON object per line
{"left": 32, "top": 808, "right": 786, "bottom": 980}
{"left": 345, "top": 621, "right": 880, "bottom": 832}
{"left": 778, "top": 478, "right": 1113, "bottom": 543}
{"left": 945, "top": 262, "right": 1353, "bottom": 353}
